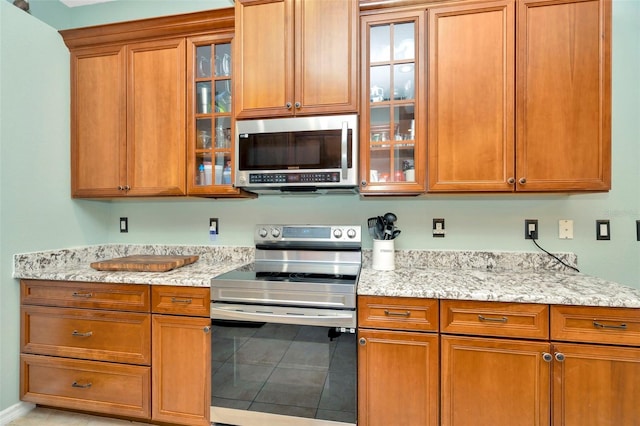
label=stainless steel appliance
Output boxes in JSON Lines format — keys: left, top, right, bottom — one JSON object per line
{"left": 210, "top": 224, "right": 361, "bottom": 426}
{"left": 234, "top": 115, "right": 359, "bottom": 194}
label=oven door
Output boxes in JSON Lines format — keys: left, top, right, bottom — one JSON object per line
{"left": 210, "top": 307, "right": 357, "bottom": 426}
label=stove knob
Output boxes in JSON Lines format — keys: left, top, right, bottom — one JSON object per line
{"left": 347, "top": 228, "right": 357, "bottom": 239}
{"left": 333, "top": 228, "right": 343, "bottom": 239}
{"left": 271, "top": 228, "right": 281, "bottom": 238}
{"left": 258, "top": 228, "right": 268, "bottom": 238}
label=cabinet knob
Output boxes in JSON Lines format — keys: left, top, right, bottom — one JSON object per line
{"left": 507, "top": 177, "right": 515, "bottom": 185}
{"left": 361, "top": 180, "right": 367, "bottom": 187}
{"left": 286, "top": 102, "right": 292, "bottom": 109}
{"left": 203, "top": 326, "right": 211, "bottom": 334}
{"left": 118, "top": 185, "right": 124, "bottom": 191}
{"left": 554, "top": 352, "right": 565, "bottom": 362}
{"left": 359, "top": 337, "right": 367, "bottom": 346}
{"left": 519, "top": 177, "right": 527, "bottom": 185}
{"left": 542, "top": 352, "right": 553, "bottom": 362}
{"left": 124, "top": 185, "right": 131, "bottom": 191}
{"left": 294, "top": 102, "right": 301, "bottom": 109}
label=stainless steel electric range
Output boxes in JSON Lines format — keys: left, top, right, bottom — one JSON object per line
{"left": 210, "top": 224, "right": 361, "bottom": 426}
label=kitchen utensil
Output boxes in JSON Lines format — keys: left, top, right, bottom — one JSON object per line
{"left": 384, "top": 212, "right": 397, "bottom": 224}
{"left": 383, "top": 224, "right": 395, "bottom": 240}
{"left": 367, "top": 217, "right": 378, "bottom": 238}
{"left": 391, "top": 229, "right": 401, "bottom": 239}
{"left": 376, "top": 216, "right": 386, "bottom": 239}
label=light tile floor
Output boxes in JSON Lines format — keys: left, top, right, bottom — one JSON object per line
{"left": 7, "top": 407, "right": 151, "bottom": 425}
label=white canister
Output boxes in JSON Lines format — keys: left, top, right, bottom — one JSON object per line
{"left": 372, "top": 239, "right": 395, "bottom": 271}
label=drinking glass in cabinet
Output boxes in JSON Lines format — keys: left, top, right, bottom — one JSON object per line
{"left": 215, "top": 80, "right": 231, "bottom": 113}
{"left": 197, "top": 82, "right": 212, "bottom": 114}
{"left": 196, "top": 118, "right": 212, "bottom": 148}
{"left": 215, "top": 117, "right": 231, "bottom": 148}
{"left": 196, "top": 45, "right": 211, "bottom": 78}
{"left": 214, "top": 43, "right": 231, "bottom": 77}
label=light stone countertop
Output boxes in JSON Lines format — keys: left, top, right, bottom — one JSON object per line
{"left": 13, "top": 245, "right": 640, "bottom": 308}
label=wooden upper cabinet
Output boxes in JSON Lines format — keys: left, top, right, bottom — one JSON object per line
{"left": 70, "top": 46, "right": 126, "bottom": 198}
{"left": 234, "top": 0, "right": 358, "bottom": 118}
{"left": 428, "top": 0, "right": 515, "bottom": 192}
{"left": 61, "top": 9, "right": 234, "bottom": 198}
{"left": 126, "top": 39, "right": 186, "bottom": 196}
{"left": 516, "top": 0, "right": 611, "bottom": 191}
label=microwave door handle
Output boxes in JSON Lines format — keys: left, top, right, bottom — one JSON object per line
{"left": 341, "top": 121, "right": 348, "bottom": 181}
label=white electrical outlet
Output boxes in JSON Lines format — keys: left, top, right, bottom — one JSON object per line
{"left": 559, "top": 219, "right": 573, "bottom": 239}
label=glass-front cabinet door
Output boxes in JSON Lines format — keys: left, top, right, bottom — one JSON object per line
{"left": 360, "top": 11, "right": 426, "bottom": 194}
{"left": 187, "top": 34, "right": 243, "bottom": 197}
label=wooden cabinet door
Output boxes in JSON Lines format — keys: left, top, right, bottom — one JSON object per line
{"left": 71, "top": 45, "right": 126, "bottom": 198}
{"left": 358, "top": 329, "right": 439, "bottom": 426}
{"left": 126, "top": 38, "right": 186, "bottom": 196}
{"left": 552, "top": 343, "right": 640, "bottom": 426}
{"left": 516, "top": 0, "right": 611, "bottom": 191}
{"left": 441, "top": 335, "right": 551, "bottom": 426}
{"left": 235, "top": 0, "right": 293, "bottom": 118}
{"left": 294, "top": 0, "right": 358, "bottom": 116}
{"left": 428, "top": 0, "right": 515, "bottom": 192}
{"left": 234, "top": 0, "right": 357, "bottom": 118}
{"left": 151, "top": 315, "right": 211, "bottom": 426}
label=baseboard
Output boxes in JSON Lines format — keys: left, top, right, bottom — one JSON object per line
{"left": 0, "top": 402, "right": 35, "bottom": 426}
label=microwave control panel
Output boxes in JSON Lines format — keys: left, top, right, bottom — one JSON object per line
{"left": 249, "top": 172, "right": 341, "bottom": 184}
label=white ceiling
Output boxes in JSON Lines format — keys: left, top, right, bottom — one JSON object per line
{"left": 59, "top": 0, "right": 116, "bottom": 7}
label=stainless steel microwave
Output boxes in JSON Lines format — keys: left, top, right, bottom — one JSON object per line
{"left": 234, "top": 114, "right": 359, "bottom": 194}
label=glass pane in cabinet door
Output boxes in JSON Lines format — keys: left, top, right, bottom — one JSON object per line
{"left": 370, "top": 149, "right": 391, "bottom": 183}
{"left": 196, "top": 82, "right": 212, "bottom": 114}
{"left": 394, "top": 23, "right": 415, "bottom": 61}
{"left": 370, "top": 106, "right": 391, "bottom": 144}
{"left": 394, "top": 105, "right": 415, "bottom": 141}
{"left": 196, "top": 45, "right": 212, "bottom": 78}
{"left": 214, "top": 43, "right": 231, "bottom": 77}
{"left": 394, "top": 63, "right": 414, "bottom": 101}
{"left": 215, "top": 80, "right": 232, "bottom": 113}
{"left": 196, "top": 118, "right": 212, "bottom": 149}
{"left": 196, "top": 155, "right": 212, "bottom": 186}
{"left": 370, "top": 65, "right": 390, "bottom": 103}
{"left": 370, "top": 25, "right": 390, "bottom": 63}
{"left": 215, "top": 117, "right": 232, "bottom": 149}
{"left": 215, "top": 152, "right": 232, "bottom": 185}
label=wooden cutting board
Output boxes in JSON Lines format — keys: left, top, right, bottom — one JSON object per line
{"left": 90, "top": 255, "right": 199, "bottom": 272}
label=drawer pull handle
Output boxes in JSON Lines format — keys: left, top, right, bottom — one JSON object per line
{"left": 72, "top": 292, "right": 93, "bottom": 298}
{"left": 478, "top": 315, "right": 508, "bottom": 323}
{"left": 593, "top": 321, "right": 627, "bottom": 330}
{"left": 71, "top": 330, "right": 93, "bottom": 337}
{"left": 171, "top": 297, "right": 192, "bottom": 304}
{"left": 384, "top": 310, "right": 410, "bottom": 317}
{"left": 71, "top": 381, "right": 92, "bottom": 389}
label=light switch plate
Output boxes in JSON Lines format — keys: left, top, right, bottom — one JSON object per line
{"left": 596, "top": 220, "right": 610, "bottom": 240}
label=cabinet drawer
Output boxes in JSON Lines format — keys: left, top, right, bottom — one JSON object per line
{"left": 151, "top": 285, "right": 210, "bottom": 317}
{"left": 358, "top": 296, "right": 438, "bottom": 332}
{"left": 551, "top": 305, "right": 640, "bottom": 346}
{"left": 21, "top": 305, "right": 151, "bottom": 365}
{"left": 21, "top": 280, "right": 150, "bottom": 312}
{"left": 440, "top": 300, "right": 549, "bottom": 339}
{"left": 21, "top": 353, "right": 150, "bottom": 419}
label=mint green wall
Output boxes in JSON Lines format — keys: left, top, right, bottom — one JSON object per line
{"left": 0, "top": 1, "right": 110, "bottom": 412}
{"left": 0, "top": 0, "right": 638, "bottom": 415}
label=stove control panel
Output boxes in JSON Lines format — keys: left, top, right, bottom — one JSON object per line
{"left": 255, "top": 224, "right": 361, "bottom": 246}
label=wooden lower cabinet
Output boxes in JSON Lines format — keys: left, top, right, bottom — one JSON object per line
{"left": 357, "top": 329, "right": 439, "bottom": 426}
{"left": 552, "top": 342, "right": 640, "bottom": 426}
{"left": 151, "top": 314, "right": 211, "bottom": 426}
{"left": 441, "top": 335, "right": 551, "bottom": 426}
{"left": 21, "top": 353, "right": 150, "bottom": 419}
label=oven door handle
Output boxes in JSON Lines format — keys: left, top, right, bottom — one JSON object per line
{"left": 341, "top": 120, "right": 348, "bottom": 181}
{"left": 210, "top": 304, "right": 356, "bottom": 328}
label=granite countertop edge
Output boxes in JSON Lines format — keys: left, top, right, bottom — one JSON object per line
{"left": 12, "top": 244, "right": 640, "bottom": 308}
